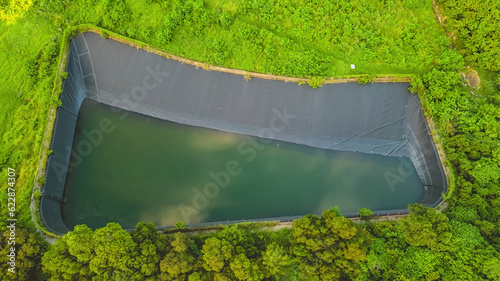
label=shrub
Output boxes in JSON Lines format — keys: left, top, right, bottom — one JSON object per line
{"left": 37, "top": 176, "right": 46, "bottom": 186}
{"left": 101, "top": 31, "right": 109, "bottom": 39}
{"left": 308, "top": 76, "right": 324, "bottom": 89}
{"left": 60, "top": 71, "right": 68, "bottom": 80}
{"left": 358, "top": 75, "right": 376, "bottom": 85}
{"left": 175, "top": 220, "right": 186, "bottom": 229}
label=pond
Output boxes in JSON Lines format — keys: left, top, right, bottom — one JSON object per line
{"left": 62, "top": 99, "right": 422, "bottom": 229}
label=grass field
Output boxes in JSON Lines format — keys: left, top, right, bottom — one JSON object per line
{"left": 0, "top": 11, "right": 58, "bottom": 229}
{"left": 54, "top": 0, "right": 451, "bottom": 77}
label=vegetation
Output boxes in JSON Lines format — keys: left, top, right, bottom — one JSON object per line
{"left": 38, "top": 0, "right": 449, "bottom": 77}
{"left": 438, "top": 0, "right": 500, "bottom": 71}
{"left": 37, "top": 207, "right": 500, "bottom": 280}
{"left": 40, "top": 222, "right": 295, "bottom": 280}
{"left": 358, "top": 208, "right": 373, "bottom": 220}
{"left": 0, "top": 0, "right": 499, "bottom": 280}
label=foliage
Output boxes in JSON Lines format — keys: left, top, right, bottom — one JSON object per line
{"left": 175, "top": 220, "right": 186, "bottom": 229}
{"left": 160, "top": 232, "right": 197, "bottom": 280}
{"left": 40, "top": 222, "right": 293, "bottom": 280}
{"left": 438, "top": 0, "right": 500, "bottom": 71}
{"left": 358, "top": 207, "right": 374, "bottom": 220}
{"left": 307, "top": 77, "right": 323, "bottom": 89}
{"left": 34, "top": 210, "right": 500, "bottom": 280}
{"left": 31, "top": 0, "right": 450, "bottom": 77}
{"left": 399, "top": 204, "right": 452, "bottom": 251}
{"left": 0, "top": 10, "right": 59, "bottom": 281}
{"left": 0, "top": 0, "right": 33, "bottom": 24}
{"left": 0, "top": 228, "right": 47, "bottom": 281}
{"left": 422, "top": 67, "right": 500, "bottom": 248}
{"left": 262, "top": 242, "right": 291, "bottom": 278}
{"left": 290, "top": 209, "right": 370, "bottom": 280}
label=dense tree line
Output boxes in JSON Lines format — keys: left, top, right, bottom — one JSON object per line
{"left": 30, "top": 206, "right": 500, "bottom": 280}
{"left": 40, "top": 221, "right": 294, "bottom": 280}
{"left": 34, "top": 0, "right": 449, "bottom": 77}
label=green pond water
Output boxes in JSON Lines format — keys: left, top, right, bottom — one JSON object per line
{"left": 62, "top": 99, "right": 423, "bottom": 230}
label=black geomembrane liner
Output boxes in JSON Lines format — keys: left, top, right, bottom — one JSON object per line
{"left": 41, "top": 33, "right": 446, "bottom": 234}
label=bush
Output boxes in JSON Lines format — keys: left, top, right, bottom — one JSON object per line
{"left": 410, "top": 75, "right": 425, "bottom": 94}
{"left": 175, "top": 220, "right": 185, "bottom": 229}
{"left": 24, "top": 58, "right": 38, "bottom": 78}
{"left": 358, "top": 75, "right": 375, "bottom": 85}
{"left": 358, "top": 208, "right": 373, "bottom": 220}
{"left": 51, "top": 94, "right": 62, "bottom": 107}
{"left": 37, "top": 176, "right": 46, "bottom": 186}
{"left": 308, "top": 76, "right": 324, "bottom": 89}
{"left": 437, "top": 49, "right": 464, "bottom": 72}
{"left": 34, "top": 190, "right": 42, "bottom": 200}
{"left": 101, "top": 31, "right": 109, "bottom": 39}
{"left": 60, "top": 71, "right": 68, "bottom": 80}
{"left": 219, "top": 12, "right": 235, "bottom": 29}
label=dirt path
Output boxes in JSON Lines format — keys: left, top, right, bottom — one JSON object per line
{"left": 432, "top": 0, "right": 446, "bottom": 26}
{"left": 432, "top": 0, "right": 457, "bottom": 46}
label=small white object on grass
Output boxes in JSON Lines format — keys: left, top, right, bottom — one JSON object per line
{"left": 351, "top": 64, "right": 356, "bottom": 69}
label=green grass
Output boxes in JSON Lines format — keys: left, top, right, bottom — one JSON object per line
{"left": 45, "top": 0, "right": 450, "bottom": 78}
{"left": 0, "top": 15, "right": 52, "bottom": 137}
{"left": 0, "top": 11, "right": 59, "bottom": 230}
{"left": 217, "top": 0, "right": 447, "bottom": 75}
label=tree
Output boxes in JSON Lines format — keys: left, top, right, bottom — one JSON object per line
{"left": 358, "top": 208, "right": 374, "bottom": 220}
{"left": 159, "top": 232, "right": 197, "bottom": 280}
{"left": 90, "top": 223, "right": 138, "bottom": 280}
{"left": 436, "top": 49, "right": 464, "bottom": 72}
{"left": 42, "top": 228, "right": 94, "bottom": 280}
{"left": 394, "top": 246, "right": 440, "bottom": 280}
{"left": 131, "top": 222, "right": 170, "bottom": 278}
{"left": 290, "top": 209, "right": 370, "bottom": 280}
{"left": 230, "top": 253, "right": 264, "bottom": 281}
{"left": 399, "top": 204, "right": 452, "bottom": 251}
{"left": 0, "top": 228, "right": 45, "bottom": 281}
{"left": 483, "top": 257, "right": 500, "bottom": 280}
{"left": 216, "top": 225, "right": 259, "bottom": 257}
{"left": 65, "top": 225, "right": 94, "bottom": 265}
{"left": 449, "top": 205, "right": 479, "bottom": 223}
{"left": 175, "top": 220, "right": 186, "bottom": 229}
{"left": 262, "top": 242, "right": 291, "bottom": 278}
{"left": 442, "top": 0, "right": 500, "bottom": 71}
{"left": 202, "top": 237, "right": 234, "bottom": 272}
